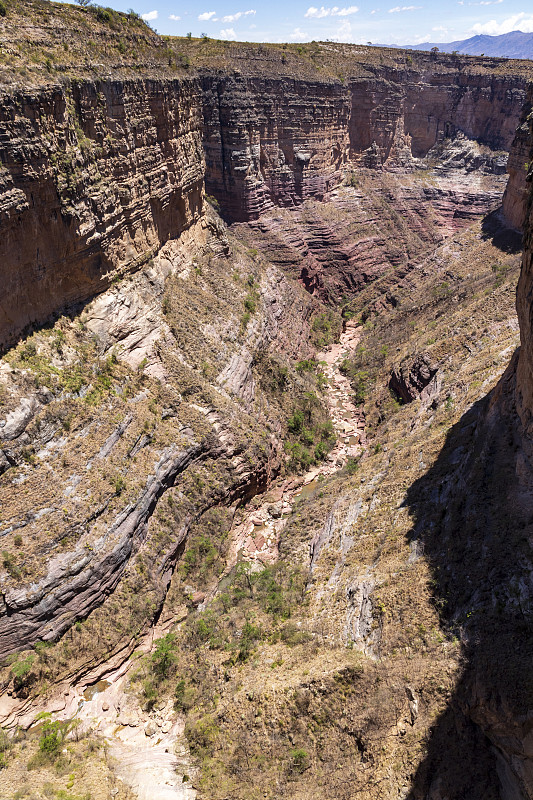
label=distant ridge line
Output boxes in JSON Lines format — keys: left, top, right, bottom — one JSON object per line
{"left": 375, "top": 30, "right": 533, "bottom": 59}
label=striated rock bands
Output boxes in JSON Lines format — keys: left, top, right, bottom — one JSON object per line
{"left": 201, "top": 74, "right": 351, "bottom": 221}
{"left": 0, "top": 78, "right": 204, "bottom": 350}
{"left": 0, "top": 49, "right": 529, "bottom": 346}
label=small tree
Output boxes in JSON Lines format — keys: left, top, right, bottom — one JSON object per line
{"left": 151, "top": 633, "right": 176, "bottom": 679}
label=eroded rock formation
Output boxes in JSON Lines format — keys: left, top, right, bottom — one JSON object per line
{"left": 0, "top": 37, "right": 530, "bottom": 345}
{"left": 0, "top": 79, "right": 204, "bottom": 350}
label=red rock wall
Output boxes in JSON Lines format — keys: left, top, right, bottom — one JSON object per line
{"left": 201, "top": 67, "right": 527, "bottom": 221}
{"left": 201, "top": 74, "right": 351, "bottom": 221}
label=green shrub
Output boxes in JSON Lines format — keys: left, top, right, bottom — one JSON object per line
{"left": 205, "top": 195, "right": 220, "bottom": 212}
{"left": 151, "top": 633, "right": 177, "bottom": 679}
{"left": 2, "top": 551, "right": 22, "bottom": 580}
{"left": 280, "top": 623, "right": 313, "bottom": 646}
{"left": 0, "top": 728, "right": 12, "bottom": 770}
{"left": 311, "top": 310, "right": 342, "bottom": 347}
{"left": 174, "top": 679, "right": 196, "bottom": 711}
{"left": 0, "top": 2, "right": 6, "bottom": 16}
{"left": 290, "top": 748, "right": 309, "bottom": 772}
{"left": 185, "top": 714, "right": 218, "bottom": 754}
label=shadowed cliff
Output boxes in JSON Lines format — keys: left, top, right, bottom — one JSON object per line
{"left": 404, "top": 95, "right": 533, "bottom": 798}
{"left": 403, "top": 352, "right": 533, "bottom": 798}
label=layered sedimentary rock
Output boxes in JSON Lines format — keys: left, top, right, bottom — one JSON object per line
{"left": 0, "top": 78, "right": 204, "bottom": 350}
{"left": 0, "top": 45, "right": 529, "bottom": 345}
{"left": 233, "top": 158, "right": 508, "bottom": 302}
{"left": 201, "top": 63, "right": 527, "bottom": 220}
{"left": 201, "top": 74, "right": 351, "bottom": 221}
{"left": 0, "top": 213, "right": 317, "bottom": 660}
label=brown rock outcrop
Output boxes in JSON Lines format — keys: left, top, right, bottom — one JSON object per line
{"left": 233, "top": 159, "right": 508, "bottom": 302}
{"left": 502, "top": 99, "right": 533, "bottom": 230}
{"left": 389, "top": 352, "right": 440, "bottom": 404}
{"left": 0, "top": 78, "right": 204, "bottom": 350}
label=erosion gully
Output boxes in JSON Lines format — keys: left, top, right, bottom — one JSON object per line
{"left": 27, "top": 320, "right": 365, "bottom": 800}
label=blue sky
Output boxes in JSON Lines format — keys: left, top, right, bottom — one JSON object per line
{"left": 104, "top": 0, "right": 533, "bottom": 43}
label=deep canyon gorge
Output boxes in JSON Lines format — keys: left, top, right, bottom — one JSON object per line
{"left": 1, "top": 2, "right": 533, "bottom": 798}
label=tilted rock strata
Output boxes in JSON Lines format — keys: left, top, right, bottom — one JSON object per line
{"left": 234, "top": 165, "right": 508, "bottom": 302}
{"left": 0, "top": 215, "right": 317, "bottom": 660}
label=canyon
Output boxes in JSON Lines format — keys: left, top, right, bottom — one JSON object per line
{"left": 1, "top": 2, "right": 533, "bottom": 799}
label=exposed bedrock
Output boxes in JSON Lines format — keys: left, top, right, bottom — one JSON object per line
{"left": 233, "top": 161, "right": 508, "bottom": 302}
{"left": 201, "top": 74, "right": 351, "bottom": 221}
{"left": 0, "top": 212, "right": 317, "bottom": 661}
{"left": 516, "top": 92, "right": 533, "bottom": 442}
{"left": 502, "top": 97, "right": 533, "bottom": 230}
{"left": 202, "top": 68, "right": 527, "bottom": 220}
{"left": 0, "top": 77, "right": 204, "bottom": 351}
{"left": 0, "top": 62, "right": 528, "bottom": 346}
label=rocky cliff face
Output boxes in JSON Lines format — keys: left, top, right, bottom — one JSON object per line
{"left": 516, "top": 91, "right": 533, "bottom": 437}
{"left": 0, "top": 57, "right": 527, "bottom": 345}
{"left": 502, "top": 98, "right": 532, "bottom": 230}
{"left": 201, "top": 64, "right": 527, "bottom": 221}
{"left": 201, "top": 74, "right": 350, "bottom": 221}
{"left": 0, "top": 78, "right": 204, "bottom": 350}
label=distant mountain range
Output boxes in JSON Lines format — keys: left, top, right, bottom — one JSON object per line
{"left": 381, "top": 30, "right": 533, "bottom": 59}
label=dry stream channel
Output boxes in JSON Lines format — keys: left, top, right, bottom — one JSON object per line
{"left": 36, "top": 321, "right": 365, "bottom": 800}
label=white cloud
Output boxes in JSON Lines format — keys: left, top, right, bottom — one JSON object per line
{"left": 333, "top": 19, "right": 354, "bottom": 39}
{"left": 471, "top": 11, "right": 533, "bottom": 34}
{"left": 305, "top": 6, "right": 359, "bottom": 18}
{"left": 432, "top": 25, "right": 447, "bottom": 31}
{"left": 221, "top": 9, "right": 256, "bottom": 21}
{"left": 220, "top": 27, "right": 237, "bottom": 38}
{"left": 388, "top": 5, "right": 421, "bottom": 11}
{"left": 169, "top": 13, "right": 181, "bottom": 20}
{"left": 370, "top": 7, "right": 379, "bottom": 12}
{"left": 141, "top": 9, "right": 158, "bottom": 20}
{"left": 198, "top": 11, "right": 217, "bottom": 21}
{"left": 471, "top": 0, "right": 502, "bottom": 5}
{"left": 288, "top": 26, "right": 309, "bottom": 39}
